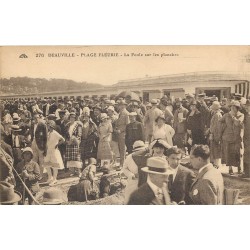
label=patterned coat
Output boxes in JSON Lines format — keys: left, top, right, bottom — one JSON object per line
{"left": 65, "top": 121, "right": 82, "bottom": 162}
{"left": 79, "top": 119, "right": 98, "bottom": 161}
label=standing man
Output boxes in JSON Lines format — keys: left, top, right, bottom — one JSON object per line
{"left": 173, "top": 98, "right": 188, "bottom": 151}
{"left": 242, "top": 99, "right": 250, "bottom": 178}
{"left": 114, "top": 100, "right": 130, "bottom": 167}
{"left": 220, "top": 98, "right": 230, "bottom": 114}
{"left": 144, "top": 99, "right": 163, "bottom": 143}
{"left": 5, "top": 125, "right": 26, "bottom": 166}
{"left": 127, "top": 157, "right": 174, "bottom": 205}
{"left": 166, "top": 147, "right": 195, "bottom": 205}
{"left": 125, "top": 112, "right": 145, "bottom": 154}
{"left": 30, "top": 113, "right": 48, "bottom": 180}
{"left": 189, "top": 144, "right": 224, "bottom": 205}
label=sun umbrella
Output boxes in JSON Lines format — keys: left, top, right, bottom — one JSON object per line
{"left": 116, "top": 91, "right": 140, "bottom": 102}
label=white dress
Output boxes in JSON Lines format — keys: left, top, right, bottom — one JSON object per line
{"left": 153, "top": 124, "right": 175, "bottom": 146}
{"left": 44, "top": 130, "right": 64, "bottom": 169}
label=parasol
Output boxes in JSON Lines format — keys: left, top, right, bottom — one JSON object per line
{"left": 116, "top": 91, "right": 140, "bottom": 102}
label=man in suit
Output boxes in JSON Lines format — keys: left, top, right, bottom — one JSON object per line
{"left": 5, "top": 125, "right": 27, "bottom": 166}
{"left": 144, "top": 99, "right": 163, "bottom": 143}
{"left": 127, "top": 157, "right": 174, "bottom": 205}
{"left": 30, "top": 113, "right": 48, "bottom": 180}
{"left": 114, "top": 100, "right": 130, "bottom": 167}
{"left": 166, "top": 147, "right": 195, "bottom": 205}
{"left": 189, "top": 144, "right": 224, "bottom": 205}
{"left": 125, "top": 112, "right": 145, "bottom": 154}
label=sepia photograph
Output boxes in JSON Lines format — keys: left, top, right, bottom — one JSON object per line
{"left": 0, "top": 45, "right": 250, "bottom": 205}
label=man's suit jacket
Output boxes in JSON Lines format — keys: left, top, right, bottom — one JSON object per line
{"left": 144, "top": 107, "right": 163, "bottom": 135}
{"left": 127, "top": 182, "right": 164, "bottom": 205}
{"left": 30, "top": 121, "right": 48, "bottom": 152}
{"left": 4, "top": 134, "right": 26, "bottom": 149}
{"left": 115, "top": 108, "right": 130, "bottom": 134}
{"left": 189, "top": 163, "right": 224, "bottom": 205}
{"left": 169, "top": 165, "right": 195, "bottom": 205}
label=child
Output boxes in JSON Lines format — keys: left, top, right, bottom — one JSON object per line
{"left": 16, "top": 147, "right": 40, "bottom": 204}
{"left": 76, "top": 158, "right": 99, "bottom": 202}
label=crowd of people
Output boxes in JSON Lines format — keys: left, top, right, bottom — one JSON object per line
{"left": 0, "top": 91, "right": 249, "bottom": 205}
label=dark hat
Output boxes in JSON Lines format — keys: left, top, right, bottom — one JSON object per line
{"left": 42, "top": 187, "right": 65, "bottom": 205}
{"left": 58, "top": 110, "right": 66, "bottom": 115}
{"left": 0, "top": 181, "right": 22, "bottom": 204}
{"left": 155, "top": 115, "right": 166, "bottom": 123}
{"left": 233, "top": 93, "right": 242, "bottom": 101}
{"left": 150, "top": 139, "right": 170, "bottom": 150}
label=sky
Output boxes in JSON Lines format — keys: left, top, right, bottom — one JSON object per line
{"left": 1, "top": 46, "right": 250, "bottom": 85}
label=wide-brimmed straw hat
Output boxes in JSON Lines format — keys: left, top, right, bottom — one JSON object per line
{"left": 132, "top": 140, "right": 146, "bottom": 152}
{"left": 141, "top": 157, "right": 173, "bottom": 176}
{"left": 11, "top": 125, "right": 22, "bottom": 132}
{"left": 0, "top": 181, "right": 22, "bottom": 204}
{"left": 210, "top": 101, "right": 221, "bottom": 110}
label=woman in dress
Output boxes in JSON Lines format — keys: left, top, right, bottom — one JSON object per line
{"left": 186, "top": 100, "right": 205, "bottom": 146}
{"left": 97, "top": 113, "right": 113, "bottom": 164}
{"left": 79, "top": 107, "right": 98, "bottom": 167}
{"left": 219, "top": 100, "right": 244, "bottom": 175}
{"left": 209, "top": 101, "right": 223, "bottom": 169}
{"left": 43, "top": 120, "right": 65, "bottom": 185}
{"left": 65, "top": 112, "right": 83, "bottom": 177}
{"left": 152, "top": 115, "right": 175, "bottom": 146}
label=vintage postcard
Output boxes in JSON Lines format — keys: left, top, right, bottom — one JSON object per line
{"left": 0, "top": 46, "right": 250, "bottom": 205}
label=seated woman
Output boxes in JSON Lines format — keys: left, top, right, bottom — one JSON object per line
{"left": 76, "top": 158, "right": 99, "bottom": 202}
{"left": 16, "top": 147, "right": 40, "bottom": 205}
